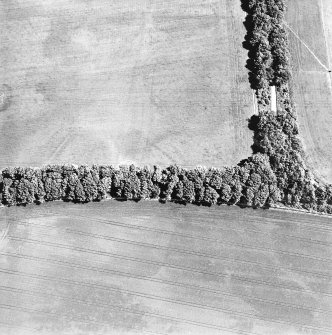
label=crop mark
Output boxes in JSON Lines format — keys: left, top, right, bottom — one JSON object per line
{"left": 11, "top": 212, "right": 332, "bottom": 249}
{"left": 0, "top": 303, "right": 262, "bottom": 335}
{"left": 319, "top": 0, "right": 332, "bottom": 98}
{"left": 45, "top": 130, "right": 72, "bottom": 165}
{"left": 0, "top": 303, "right": 170, "bottom": 335}
{"left": 71, "top": 214, "right": 332, "bottom": 245}
{"left": 67, "top": 229, "right": 332, "bottom": 277}
{"left": 9, "top": 220, "right": 332, "bottom": 278}
{"left": 0, "top": 219, "right": 10, "bottom": 251}
{"left": 319, "top": 0, "right": 332, "bottom": 69}
{"left": 67, "top": 214, "right": 332, "bottom": 246}
{"left": 1, "top": 284, "right": 330, "bottom": 332}
{"left": 4, "top": 237, "right": 332, "bottom": 296}
{"left": 284, "top": 22, "right": 330, "bottom": 72}
{"left": 242, "top": 212, "right": 332, "bottom": 231}
{"left": 0, "top": 320, "right": 38, "bottom": 333}
{"left": 66, "top": 217, "right": 332, "bottom": 264}
{"left": 0, "top": 84, "right": 12, "bottom": 113}
{"left": 12, "top": 219, "right": 332, "bottom": 266}
{"left": 69, "top": 204, "right": 332, "bottom": 232}
{"left": 1, "top": 265, "right": 329, "bottom": 316}
{"left": 89, "top": 214, "right": 332, "bottom": 245}
{"left": 66, "top": 234, "right": 331, "bottom": 278}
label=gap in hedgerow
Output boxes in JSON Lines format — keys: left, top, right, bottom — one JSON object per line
{"left": 1, "top": 0, "right": 332, "bottom": 214}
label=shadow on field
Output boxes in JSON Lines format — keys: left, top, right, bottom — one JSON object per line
{"left": 247, "top": 114, "right": 263, "bottom": 154}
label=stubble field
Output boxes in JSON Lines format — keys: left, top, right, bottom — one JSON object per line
{"left": 1, "top": 1, "right": 332, "bottom": 334}
{"left": 286, "top": 0, "right": 332, "bottom": 183}
{"left": 0, "top": 0, "right": 254, "bottom": 169}
{"left": 0, "top": 201, "right": 331, "bottom": 335}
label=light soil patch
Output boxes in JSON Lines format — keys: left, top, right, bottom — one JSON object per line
{"left": 0, "top": 0, "right": 254, "bottom": 169}
{"left": 0, "top": 201, "right": 331, "bottom": 335}
{"left": 286, "top": 0, "right": 332, "bottom": 183}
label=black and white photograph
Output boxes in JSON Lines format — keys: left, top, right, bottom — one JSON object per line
{"left": 0, "top": 0, "right": 331, "bottom": 334}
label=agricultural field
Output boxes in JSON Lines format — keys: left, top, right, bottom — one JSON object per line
{"left": 286, "top": 0, "right": 332, "bottom": 183}
{"left": 0, "top": 201, "right": 331, "bottom": 335}
{"left": 1, "top": 0, "right": 332, "bottom": 334}
{"left": 0, "top": 0, "right": 255, "bottom": 169}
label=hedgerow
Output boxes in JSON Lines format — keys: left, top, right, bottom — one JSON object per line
{"left": 243, "top": 0, "right": 291, "bottom": 90}
{"left": 0, "top": 156, "right": 279, "bottom": 208}
{"left": 236, "top": 0, "right": 332, "bottom": 213}
{"left": 1, "top": 0, "right": 331, "bottom": 213}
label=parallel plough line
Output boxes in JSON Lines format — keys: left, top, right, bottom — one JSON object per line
{"left": 3, "top": 239, "right": 332, "bottom": 296}
{"left": 9, "top": 222, "right": 332, "bottom": 278}
{"left": 0, "top": 284, "right": 331, "bottom": 333}
{"left": 2, "top": 259, "right": 329, "bottom": 315}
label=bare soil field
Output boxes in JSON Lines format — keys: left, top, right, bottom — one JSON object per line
{"left": 0, "top": 0, "right": 254, "bottom": 169}
{"left": 0, "top": 201, "right": 331, "bottom": 335}
{"left": 286, "top": 0, "right": 332, "bottom": 183}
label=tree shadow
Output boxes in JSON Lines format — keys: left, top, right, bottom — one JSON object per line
{"left": 247, "top": 114, "right": 264, "bottom": 154}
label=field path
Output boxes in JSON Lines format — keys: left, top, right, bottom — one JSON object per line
{"left": 285, "top": 22, "right": 329, "bottom": 71}
{"left": 0, "top": 201, "right": 331, "bottom": 335}
{"left": 286, "top": 0, "right": 332, "bottom": 183}
{"left": 319, "top": 0, "right": 332, "bottom": 69}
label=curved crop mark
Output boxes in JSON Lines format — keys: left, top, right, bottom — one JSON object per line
{"left": 0, "top": 84, "right": 12, "bottom": 112}
{"left": 0, "top": 0, "right": 331, "bottom": 214}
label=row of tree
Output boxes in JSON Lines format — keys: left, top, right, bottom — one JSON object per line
{"left": 242, "top": 1, "right": 332, "bottom": 213}
{"left": 0, "top": 155, "right": 280, "bottom": 208}
{"left": 243, "top": 0, "right": 291, "bottom": 90}
{"left": 1, "top": 0, "right": 331, "bottom": 214}
{"left": 252, "top": 82, "right": 332, "bottom": 213}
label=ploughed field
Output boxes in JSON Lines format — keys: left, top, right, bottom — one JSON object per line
{"left": 0, "top": 0, "right": 254, "bottom": 169}
{"left": 286, "top": 0, "right": 332, "bottom": 183}
{"left": 0, "top": 201, "right": 331, "bottom": 335}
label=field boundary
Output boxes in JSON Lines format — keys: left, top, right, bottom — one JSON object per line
{"left": 0, "top": 0, "right": 331, "bottom": 215}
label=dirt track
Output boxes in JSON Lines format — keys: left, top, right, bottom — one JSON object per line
{"left": 0, "top": 201, "right": 331, "bottom": 335}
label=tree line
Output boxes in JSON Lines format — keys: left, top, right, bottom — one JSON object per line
{"left": 0, "top": 155, "right": 280, "bottom": 208}
{"left": 251, "top": 84, "right": 332, "bottom": 213}
{"left": 242, "top": 0, "right": 291, "bottom": 90}
{"left": 242, "top": 0, "right": 332, "bottom": 213}
{"left": 1, "top": 0, "right": 332, "bottom": 214}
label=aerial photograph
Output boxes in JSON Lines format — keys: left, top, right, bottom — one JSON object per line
{"left": 0, "top": 0, "right": 331, "bottom": 334}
